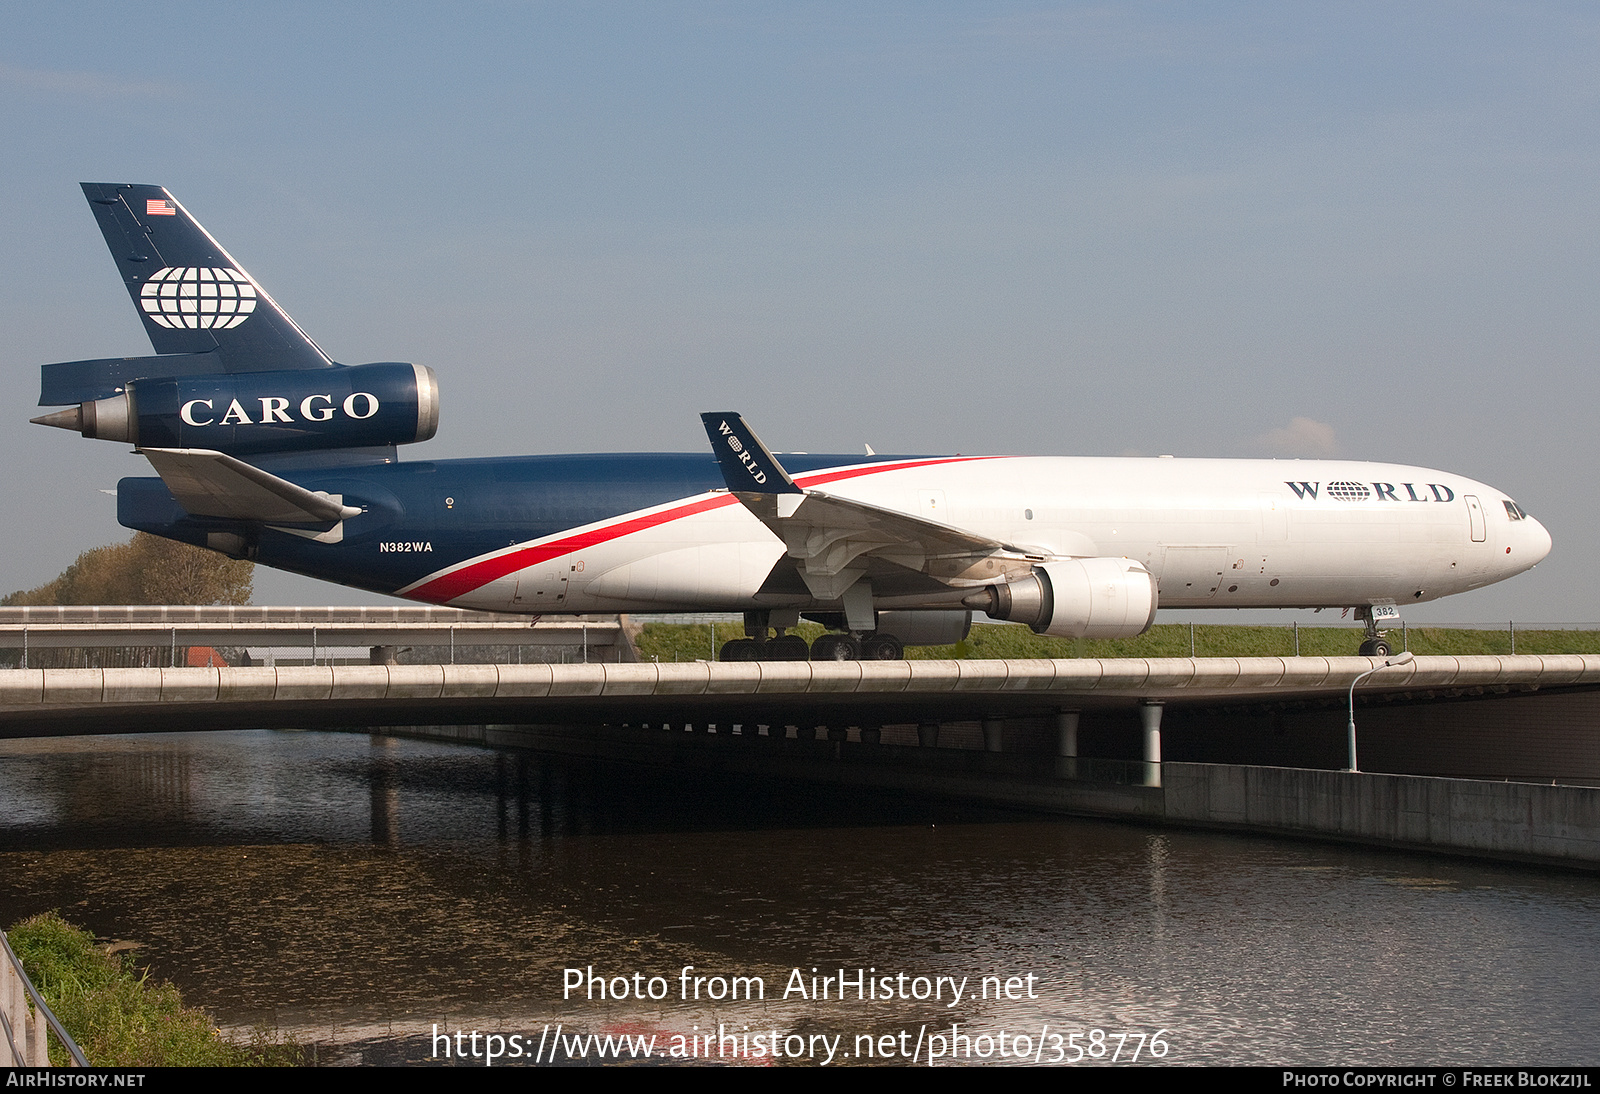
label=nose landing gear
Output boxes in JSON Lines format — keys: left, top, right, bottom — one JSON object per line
{"left": 1356, "top": 605, "right": 1397, "bottom": 657}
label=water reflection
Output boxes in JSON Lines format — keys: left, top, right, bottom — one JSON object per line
{"left": 370, "top": 737, "right": 400, "bottom": 847}
{"left": 0, "top": 731, "right": 1595, "bottom": 1066}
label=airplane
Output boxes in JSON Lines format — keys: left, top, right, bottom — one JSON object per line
{"left": 30, "top": 184, "right": 1552, "bottom": 660}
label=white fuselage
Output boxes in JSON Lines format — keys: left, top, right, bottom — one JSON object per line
{"left": 426, "top": 456, "right": 1550, "bottom": 616}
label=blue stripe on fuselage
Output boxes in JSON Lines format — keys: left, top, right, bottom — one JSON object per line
{"left": 118, "top": 450, "right": 924, "bottom": 596}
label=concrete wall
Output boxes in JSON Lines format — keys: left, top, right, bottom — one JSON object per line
{"left": 1162, "top": 762, "right": 1600, "bottom": 868}
{"left": 378, "top": 722, "right": 1600, "bottom": 870}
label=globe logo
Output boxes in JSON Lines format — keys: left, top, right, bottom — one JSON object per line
{"left": 139, "top": 267, "right": 258, "bottom": 330}
{"left": 1326, "top": 481, "right": 1371, "bottom": 501}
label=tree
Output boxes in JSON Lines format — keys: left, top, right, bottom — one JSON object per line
{"left": 3, "top": 534, "right": 253, "bottom": 606}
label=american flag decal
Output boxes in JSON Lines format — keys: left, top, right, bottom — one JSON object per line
{"left": 146, "top": 198, "right": 176, "bottom": 216}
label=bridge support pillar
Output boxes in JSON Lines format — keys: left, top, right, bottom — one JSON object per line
{"left": 1056, "top": 709, "right": 1081, "bottom": 778}
{"left": 982, "top": 715, "right": 1003, "bottom": 753}
{"left": 1140, "top": 702, "right": 1164, "bottom": 787}
{"left": 1056, "top": 710, "right": 1080, "bottom": 757}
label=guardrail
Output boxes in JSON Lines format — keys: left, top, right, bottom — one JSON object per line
{"left": 0, "top": 607, "right": 637, "bottom": 668}
{"left": 0, "top": 653, "right": 1594, "bottom": 712}
{"left": 1166, "top": 620, "right": 1600, "bottom": 657}
{"left": 0, "top": 927, "right": 87, "bottom": 1067}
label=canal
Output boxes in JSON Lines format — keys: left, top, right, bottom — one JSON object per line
{"left": 0, "top": 730, "right": 1594, "bottom": 1065}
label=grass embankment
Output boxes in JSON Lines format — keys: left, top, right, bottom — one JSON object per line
{"left": 635, "top": 621, "right": 1600, "bottom": 663}
{"left": 6, "top": 912, "right": 300, "bottom": 1067}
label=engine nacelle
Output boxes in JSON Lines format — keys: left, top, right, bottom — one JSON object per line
{"left": 32, "top": 362, "right": 439, "bottom": 456}
{"left": 965, "top": 557, "right": 1158, "bottom": 639}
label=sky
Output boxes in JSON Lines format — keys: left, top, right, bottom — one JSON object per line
{"left": 1, "top": 2, "right": 1595, "bottom": 623}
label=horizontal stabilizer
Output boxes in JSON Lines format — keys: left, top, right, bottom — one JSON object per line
{"left": 138, "top": 447, "right": 360, "bottom": 524}
{"left": 40, "top": 353, "right": 223, "bottom": 406}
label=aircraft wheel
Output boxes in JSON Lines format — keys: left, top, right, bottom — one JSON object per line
{"left": 860, "top": 633, "right": 904, "bottom": 660}
{"left": 719, "top": 638, "right": 762, "bottom": 662}
{"left": 767, "top": 634, "right": 810, "bottom": 661}
{"left": 811, "top": 634, "right": 860, "bottom": 661}
{"left": 1358, "top": 638, "right": 1392, "bottom": 657}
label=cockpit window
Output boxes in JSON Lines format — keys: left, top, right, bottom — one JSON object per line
{"left": 1503, "top": 500, "right": 1527, "bottom": 521}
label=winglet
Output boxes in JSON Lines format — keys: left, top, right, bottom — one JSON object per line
{"left": 699, "top": 412, "right": 801, "bottom": 495}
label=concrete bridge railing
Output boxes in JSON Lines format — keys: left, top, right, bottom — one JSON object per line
{"left": 0, "top": 653, "right": 1597, "bottom": 710}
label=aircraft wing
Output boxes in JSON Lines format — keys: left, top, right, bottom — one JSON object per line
{"left": 138, "top": 448, "right": 361, "bottom": 524}
{"left": 700, "top": 412, "right": 1043, "bottom": 601}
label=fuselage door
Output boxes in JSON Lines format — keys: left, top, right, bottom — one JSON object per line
{"left": 1465, "top": 495, "right": 1486, "bottom": 543}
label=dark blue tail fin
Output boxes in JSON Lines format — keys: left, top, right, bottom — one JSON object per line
{"left": 79, "top": 183, "right": 333, "bottom": 373}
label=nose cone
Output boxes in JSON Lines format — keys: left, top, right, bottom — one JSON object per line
{"left": 1525, "top": 515, "right": 1553, "bottom": 566}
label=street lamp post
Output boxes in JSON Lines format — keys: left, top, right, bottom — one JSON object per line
{"left": 1346, "top": 651, "right": 1415, "bottom": 771}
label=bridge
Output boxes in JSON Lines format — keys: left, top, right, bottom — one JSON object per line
{"left": 0, "top": 647, "right": 1594, "bottom": 753}
{"left": 4, "top": 607, "right": 1599, "bottom": 870}
{"left": 0, "top": 650, "right": 1597, "bottom": 870}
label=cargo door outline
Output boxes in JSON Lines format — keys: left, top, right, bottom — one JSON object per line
{"left": 513, "top": 556, "right": 579, "bottom": 606}
{"left": 1158, "top": 546, "right": 1229, "bottom": 600}
{"left": 1465, "top": 495, "right": 1486, "bottom": 543}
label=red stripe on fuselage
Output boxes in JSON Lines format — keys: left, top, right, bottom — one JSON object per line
{"left": 403, "top": 455, "right": 992, "bottom": 604}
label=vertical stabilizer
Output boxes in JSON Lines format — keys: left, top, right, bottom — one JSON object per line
{"left": 79, "top": 183, "right": 333, "bottom": 372}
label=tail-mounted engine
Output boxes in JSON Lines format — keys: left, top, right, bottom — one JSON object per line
{"left": 32, "top": 362, "right": 439, "bottom": 456}
{"left": 965, "top": 557, "right": 1158, "bottom": 639}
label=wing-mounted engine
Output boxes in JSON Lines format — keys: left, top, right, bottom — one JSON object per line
{"left": 963, "top": 557, "right": 1158, "bottom": 639}
{"left": 32, "top": 361, "right": 439, "bottom": 456}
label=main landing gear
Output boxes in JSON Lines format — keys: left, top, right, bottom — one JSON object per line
{"left": 717, "top": 609, "right": 906, "bottom": 662}
{"left": 718, "top": 629, "right": 904, "bottom": 662}
{"left": 718, "top": 635, "right": 809, "bottom": 661}
{"left": 810, "top": 632, "right": 904, "bottom": 661}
